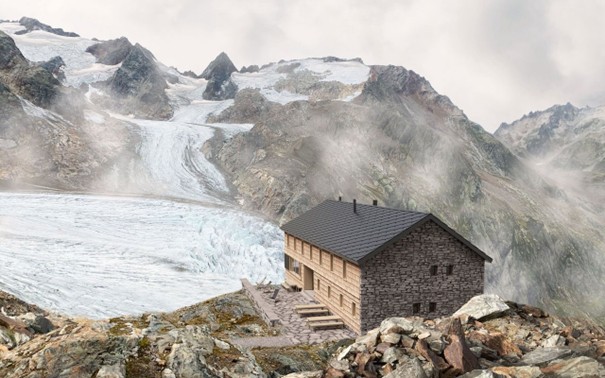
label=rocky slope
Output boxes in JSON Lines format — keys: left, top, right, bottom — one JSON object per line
{"left": 0, "top": 290, "right": 339, "bottom": 378}
{"left": 0, "top": 30, "right": 134, "bottom": 190}
{"left": 2, "top": 291, "right": 604, "bottom": 377}
{"left": 204, "top": 62, "right": 605, "bottom": 323}
{"left": 495, "top": 103, "right": 605, "bottom": 211}
{"left": 290, "top": 294, "right": 605, "bottom": 378}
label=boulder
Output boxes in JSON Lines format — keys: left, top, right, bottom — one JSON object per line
{"left": 468, "top": 331, "right": 521, "bottom": 357}
{"left": 541, "top": 356, "right": 605, "bottom": 377}
{"left": 383, "top": 357, "right": 428, "bottom": 378}
{"left": 379, "top": 317, "right": 415, "bottom": 335}
{"left": 96, "top": 363, "right": 125, "bottom": 378}
{"left": 521, "top": 347, "right": 573, "bottom": 366}
{"left": 453, "top": 294, "right": 510, "bottom": 321}
{"left": 281, "top": 372, "right": 323, "bottom": 378}
{"left": 415, "top": 339, "right": 449, "bottom": 372}
{"left": 459, "top": 370, "right": 497, "bottom": 378}
{"left": 541, "top": 334, "right": 566, "bottom": 348}
{"left": 443, "top": 318, "right": 481, "bottom": 375}
{"left": 491, "top": 366, "right": 542, "bottom": 378}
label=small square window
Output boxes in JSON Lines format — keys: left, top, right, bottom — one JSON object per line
{"left": 446, "top": 265, "right": 454, "bottom": 275}
{"left": 339, "top": 294, "right": 343, "bottom": 307}
{"left": 413, "top": 303, "right": 421, "bottom": 314}
{"left": 429, "top": 302, "right": 437, "bottom": 312}
{"left": 430, "top": 265, "right": 438, "bottom": 275}
{"left": 317, "top": 279, "right": 320, "bottom": 291}
{"left": 328, "top": 286, "right": 331, "bottom": 298}
{"left": 352, "top": 302, "right": 356, "bottom": 316}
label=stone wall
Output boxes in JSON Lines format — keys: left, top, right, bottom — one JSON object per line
{"left": 360, "top": 220, "right": 485, "bottom": 332}
{"left": 240, "top": 278, "right": 281, "bottom": 327}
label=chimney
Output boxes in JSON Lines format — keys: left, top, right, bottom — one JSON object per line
{"left": 373, "top": 200, "right": 378, "bottom": 206}
{"left": 338, "top": 196, "right": 342, "bottom": 201}
{"left": 353, "top": 199, "right": 357, "bottom": 213}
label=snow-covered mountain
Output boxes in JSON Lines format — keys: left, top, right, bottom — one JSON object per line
{"left": 0, "top": 18, "right": 604, "bottom": 325}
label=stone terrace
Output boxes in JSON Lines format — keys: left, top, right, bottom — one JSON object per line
{"left": 236, "top": 282, "right": 356, "bottom": 347}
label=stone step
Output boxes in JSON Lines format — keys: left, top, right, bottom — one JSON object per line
{"left": 297, "top": 308, "right": 330, "bottom": 316}
{"left": 306, "top": 315, "right": 342, "bottom": 323}
{"left": 309, "top": 321, "right": 344, "bottom": 330}
{"left": 294, "top": 304, "right": 326, "bottom": 310}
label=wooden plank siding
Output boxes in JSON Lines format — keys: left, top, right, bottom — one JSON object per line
{"left": 284, "top": 233, "right": 362, "bottom": 333}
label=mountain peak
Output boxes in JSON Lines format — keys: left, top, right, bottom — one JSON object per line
{"left": 200, "top": 52, "right": 237, "bottom": 80}
{"left": 16, "top": 17, "right": 79, "bottom": 37}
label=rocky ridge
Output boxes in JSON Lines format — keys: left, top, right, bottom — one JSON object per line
{"left": 15, "top": 17, "right": 79, "bottom": 37}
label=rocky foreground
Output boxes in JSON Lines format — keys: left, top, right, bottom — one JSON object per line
{"left": 1, "top": 291, "right": 604, "bottom": 378}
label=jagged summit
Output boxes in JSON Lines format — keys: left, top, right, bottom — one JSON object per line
{"left": 85, "top": 37, "right": 133, "bottom": 65}
{"left": 16, "top": 17, "right": 79, "bottom": 37}
{"left": 201, "top": 52, "right": 238, "bottom": 101}
{"left": 200, "top": 51, "right": 237, "bottom": 80}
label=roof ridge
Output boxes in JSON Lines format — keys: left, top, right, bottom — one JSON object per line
{"left": 324, "top": 199, "right": 429, "bottom": 215}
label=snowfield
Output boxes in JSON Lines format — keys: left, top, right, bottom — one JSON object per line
{"left": 0, "top": 193, "right": 283, "bottom": 318}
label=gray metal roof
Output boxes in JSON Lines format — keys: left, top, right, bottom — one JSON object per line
{"left": 280, "top": 200, "right": 492, "bottom": 264}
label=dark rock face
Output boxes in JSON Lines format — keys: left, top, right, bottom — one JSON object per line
{"left": 201, "top": 52, "right": 238, "bottom": 100}
{"left": 38, "top": 56, "right": 66, "bottom": 81}
{"left": 0, "top": 30, "right": 27, "bottom": 69}
{"left": 0, "top": 31, "right": 61, "bottom": 108}
{"left": 181, "top": 70, "right": 199, "bottom": 78}
{"left": 16, "top": 17, "right": 79, "bottom": 37}
{"left": 104, "top": 43, "right": 173, "bottom": 119}
{"left": 240, "top": 65, "right": 260, "bottom": 73}
{"left": 85, "top": 37, "right": 133, "bottom": 65}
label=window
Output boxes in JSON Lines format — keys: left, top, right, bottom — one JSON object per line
{"left": 429, "top": 265, "right": 438, "bottom": 275}
{"left": 339, "top": 294, "right": 343, "bottom": 307}
{"left": 330, "top": 255, "right": 334, "bottom": 271}
{"left": 429, "top": 302, "right": 437, "bottom": 312}
{"left": 413, "top": 303, "right": 421, "bottom": 314}
{"left": 292, "top": 259, "right": 300, "bottom": 275}
{"left": 284, "top": 255, "right": 290, "bottom": 270}
{"left": 343, "top": 261, "right": 347, "bottom": 279}
{"left": 317, "top": 279, "right": 320, "bottom": 291}
{"left": 328, "top": 286, "right": 331, "bottom": 298}
{"left": 352, "top": 302, "right": 356, "bottom": 316}
{"left": 446, "top": 265, "right": 454, "bottom": 275}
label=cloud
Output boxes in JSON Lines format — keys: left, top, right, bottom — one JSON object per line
{"left": 2, "top": 0, "right": 605, "bottom": 131}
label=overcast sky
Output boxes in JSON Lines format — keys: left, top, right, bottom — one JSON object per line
{"left": 3, "top": 0, "right": 605, "bottom": 132}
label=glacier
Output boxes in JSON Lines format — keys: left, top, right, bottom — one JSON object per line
{"left": 0, "top": 192, "right": 283, "bottom": 318}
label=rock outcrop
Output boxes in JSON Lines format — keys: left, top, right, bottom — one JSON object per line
{"left": 201, "top": 52, "right": 238, "bottom": 100}
{"left": 15, "top": 17, "right": 79, "bottom": 37}
{"left": 85, "top": 37, "right": 134, "bottom": 65}
{"left": 0, "top": 30, "right": 61, "bottom": 108}
{"left": 101, "top": 43, "right": 173, "bottom": 119}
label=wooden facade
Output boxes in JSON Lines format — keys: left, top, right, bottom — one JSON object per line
{"left": 284, "top": 233, "right": 362, "bottom": 333}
